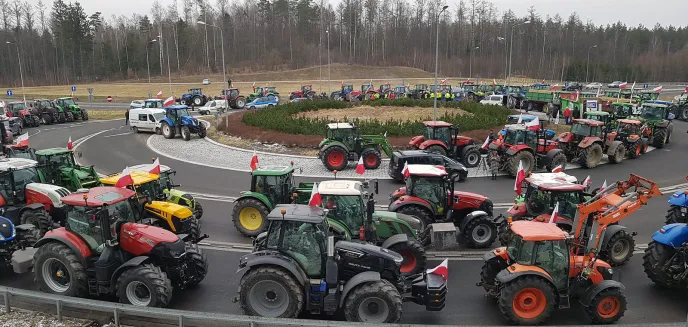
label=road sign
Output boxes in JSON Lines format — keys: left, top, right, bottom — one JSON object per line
{"left": 71, "top": 86, "right": 76, "bottom": 92}
{"left": 643, "top": 84, "right": 649, "bottom": 89}
{"left": 107, "top": 96, "right": 113, "bottom": 103}
{"left": 6, "top": 90, "right": 12, "bottom": 96}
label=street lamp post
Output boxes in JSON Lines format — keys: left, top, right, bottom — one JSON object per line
{"left": 197, "top": 21, "right": 226, "bottom": 89}
{"left": 146, "top": 39, "right": 157, "bottom": 84}
{"left": 586, "top": 45, "right": 598, "bottom": 84}
{"left": 433, "top": 5, "right": 449, "bottom": 122}
{"left": 6, "top": 41, "right": 26, "bottom": 106}
{"left": 326, "top": 29, "right": 331, "bottom": 94}
{"left": 469, "top": 46, "right": 479, "bottom": 80}
{"left": 158, "top": 35, "right": 173, "bottom": 96}
{"left": 507, "top": 20, "right": 531, "bottom": 86}
{"left": 497, "top": 37, "right": 507, "bottom": 80}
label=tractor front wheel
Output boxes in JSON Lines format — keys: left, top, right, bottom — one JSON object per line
{"left": 116, "top": 263, "right": 173, "bottom": 307}
{"left": 460, "top": 145, "right": 481, "bottom": 168}
{"left": 425, "top": 145, "right": 447, "bottom": 156}
{"left": 42, "top": 113, "right": 52, "bottom": 125}
{"left": 643, "top": 241, "right": 685, "bottom": 288}
{"left": 498, "top": 276, "right": 556, "bottom": 325}
{"left": 607, "top": 142, "right": 625, "bottom": 164}
{"left": 34, "top": 242, "right": 88, "bottom": 297}
{"left": 240, "top": 266, "right": 304, "bottom": 318}
{"left": 361, "top": 148, "right": 382, "bottom": 170}
{"left": 681, "top": 106, "right": 688, "bottom": 121}
{"left": 184, "top": 247, "right": 208, "bottom": 287}
{"left": 66, "top": 112, "right": 74, "bottom": 122}
{"left": 506, "top": 151, "right": 535, "bottom": 177}
{"left": 665, "top": 205, "right": 687, "bottom": 224}
{"left": 584, "top": 288, "right": 627, "bottom": 324}
{"left": 162, "top": 122, "right": 175, "bottom": 139}
{"left": 81, "top": 110, "right": 89, "bottom": 121}
{"left": 386, "top": 240, "right": 426, "bottom": 276}
{"left": 181, "top": 126, "right": 191, "bottom": 141}
{"left": 462, "top": 215, "right": 497, "bottom": 248}
{"left": 640, "top": 138, "right": 649, "bottom": 154}
{"left": 599, "top": 230, "right": 634, "bottom": 267}
{"left": 232, "top": 198, "right": 270, "bottom": 237}
{"left": 344, "top": 280, "right": 402, "bottom": 323}
{"left": 545, "top": 152, "right": 567, "bottom": 172}
{"left": 628, "top": 141, "right": 640, "bottom": 159}
{"left": 20, "top": 209, "right": 52, "bottom": 238}
{"left": 579, "top": 143, "right": 603, "bottom": 168}
{"left": 321, "top": 146, "right": 348, "bottom": 171}
{"left": 652, "top": 128, "right": 668, "bottom": 148}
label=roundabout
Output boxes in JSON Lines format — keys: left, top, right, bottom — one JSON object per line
{"left": 0, "top": 113, "right": 686, "bottom": 325}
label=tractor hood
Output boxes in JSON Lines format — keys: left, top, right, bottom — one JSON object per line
{"left": 60, "top": 167, "right": 92, "bottom": 180}
{"left": 409, "top": 136, "right": 424, "bottom": 147}
{"left": 318, "top": 138, "right": 329, "bottom": 148}
{"left": 180, "top": 115, "right": 200, "bottom": 126}
{"left": 558, "top": 132, "right": 575, "bottom": 143}
{"left": 335, "top": 240, "right": 403, "bottom": 264}
{"left": 119, "top": 222, "right": 183, "bottom": 257}
{"left": 146, "top": 201, "right": 193, "bottom": 219}
{"left": 372, "top": 211, "right": 423, "bottom": 232}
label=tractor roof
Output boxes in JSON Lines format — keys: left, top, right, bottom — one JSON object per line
{"left": 0, "top": 158, "right": 37, "bottom": 171}
{"left": 56, "top": 97, "right": 73, "bottom": 100}
{"left": 641, "top": 102, "right": 669, "bottom": 108}
{"left": 100, "top": 171, "right": 159, "bottom": 186}
{"left": 62, "top": 186, "right": 135, "bottom": 207}
{"left": 253, "top": 165, "right": 294, "bottom": 176}
{"left": 268, "top": 204, "right": 326, "bottom": 223}
{"left": 504, "top": 124, "right": 528, "bottom": 131}
{"left": 317, "top": 180, "right": 362, "bottom": 196}
{"left": 35, "top": 147, "right": 72, "bottom": 156}
{"left": 613, "top": 102, "right": 635, "bottom": 107}
{"left": 394, "top": 150, "right": 438, "bottom": 158}
{"left": 145, "top": 99, "right": 162, "bottom": 102}
{"left": 129, "top": 164, "right": 172, "bottom": 174}
{"left": 422, "top": 121, "right": 453, "bottom": 127}
{"left": 327, "top": 122, "right": 354, "bottom": 129}
{"left": 526, "top": 173, "right": 585, "bottom": 191}
{"left": 163, "top": 105, "right": 190, "bottom": 110}
{"left": 510, "top": 220, "right": 568, "bottom": 241}
{"left": 617, "top": 119, "right": 643, "bottom": 125}
{"left": 572, "top": 119, "right": 605, "bottom": 127}
{"left": 585, "top": 111, "right": 609, "bottom": 116}
{"left": 407, "top": 164, "right": 447, "bottom": 177}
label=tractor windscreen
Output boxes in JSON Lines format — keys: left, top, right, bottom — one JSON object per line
{"left": 412, "top": 177, "right": 445, "bottom": 208}
{"left": 137, "top": 180, "right": 163, "bottom": 199}
{"left": 62, "top": 98, "right": 75, "bottom": 106}
{"left": 46, "top": 153, "right": 75, "bottom": 167}
{"left": 12, "top": 103, "right": 26, "bottom": 110}
{"left": 571, "top": 123, "right": 591, "bottom": 136}
{"left": 108, "top": 199, "right": 137, "bottom": 224}
{"left": 504, "top": 129, "right": 526, "bottom": 145}
{"left": 507, "top": 235, "right": 535, "bottom": 265}
{"left": 152, "top": 112, "right": 166, "bottom": 122}
{"left": 425, "top": 126, "right": 451, "bottom": 145}
{"left": 524, "top": 185, "right": 552, "bottom": 215}
{"left": 323, "top": 195, "right": 365, "bottom": 232}
{"left": 640, "top": 106, "right": 664, "bottom": 120}
{"left": 176, "top": 108, "right": 191, "bottom": 117}
{"left": 13, "top": 167, "right": 41, "bottom": 189}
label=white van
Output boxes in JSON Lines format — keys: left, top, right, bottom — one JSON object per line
{"left": 129, "top": 108, "right": 166, "bottom": 134}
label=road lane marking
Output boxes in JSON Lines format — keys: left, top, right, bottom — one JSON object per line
{"left": 102, "top": 132, "right": 133, "bottom": 138}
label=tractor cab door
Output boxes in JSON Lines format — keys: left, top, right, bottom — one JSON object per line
{"left": 552, "top": 191, "right": 579, "bottom": 224}
{"left": 432, "top": 127, "right": 452, "bottom": 146}
{"left": 329, "top": 128, "right": 355, "bottom": 150}
{"left": 524, "top": 185, "right": 552, "bottom": 216}
{"left": 267, "top": 220, "right": 327, "bottom": 277}
{"left": 323, "top": 195, "right": 365, "bottom": 233}
{"left": 253, "top": 175, "right": 282, "bottom": 206}
{"left": 65, "top": 206, "right": 107, "bottom": 253}
{"left": 412, "top": 177, "right": 448, "bottom": 215}
{"left": 534, "top": 240, "right": 569, "bottom": 291}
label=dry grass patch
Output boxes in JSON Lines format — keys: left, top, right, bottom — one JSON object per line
{"left": 88, "top": 109, "right": 126, "bottom": 120}
{"left": 296, "top": 105, "right": 472, "bottom": 122}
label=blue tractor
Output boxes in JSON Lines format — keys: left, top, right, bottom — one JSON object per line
{"left": 643, "top": 223, "right": 688, "bottom": 288}
{"left": 499, "top": 114, "right": 556, "bottom": 140}
{"left": 665, "top": 186, "right": 688, "bottom": 224}
{"left": 178, "top": 88, "right": 210, "bottom": 107}
{"left": 0, "top": 216, "right": 39, "bottom": 273}
{"left": 160, "top": 105, "right": 207, "bottom": 141}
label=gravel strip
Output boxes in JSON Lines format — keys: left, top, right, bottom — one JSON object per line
{"left": 0, "top": 306, "right": 99, "bottom": 327}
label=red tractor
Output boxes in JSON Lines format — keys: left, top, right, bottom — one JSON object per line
{"left": 388, "top": 164, "right": 497, "bottom": 248}
{"left": 360, "top": 83, "right": 380, "bottom": 101}
{"left": 33, "top": 187, "right": 208, "bottom": 307}
{"left": 557, "top": 119, "right": 626, "bottom": 168}
{"left": 488, "top": 124, "right": 566, "bottom": 177}
{"left": 6, "top": 102, "right": 40, "bottom": 127}
{"left": 220, "top": 88, "right": 246, "bottom": 109}
{"left": 409, "top": 121, "right": 482, "bottom": 168}
{"left": 378, "top": 83, "right": 394, "bottom": 98}
{"left": 289, "top": 84, "right": 317, "bottom": 100}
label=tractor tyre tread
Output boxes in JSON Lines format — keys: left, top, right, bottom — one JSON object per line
{"left": 231, "top": 198, "right": 270, "bottom": 237}
{"left": 360, "top": 148, "right": 382, "bottom": 170}
{"left": 115, "top": 263, "right": 173, "bottom": 307}
{"left": 321, "top": 146, "right": 348, "bottom": 171}
{"left": 240, "top": 266, "right": 303, "bottom": 318}
{"left": 506, "top": 151, "right": 535, "bottom": 177}
{"left": 20, "top": 209, "right": 52, "bottom": 238}
{"left": 460, "top": 145, "right": 481, "bottom": 168}
{"left": 579, "top": 143, "right": 603, "bottom": 168}
{"left": 584, "top": 287, "right": 627, "bottom": 324}
{"left": 545, "top": 152, "right": 567, "bottom": 172}
{"left": 598, "top": 229, "right": 634, "bottom": 267}
{"left": 344, "top": 280, "right": 402, "bottom": 323}
{"left": 665, "top": 206, "right": 686, "bottom": 224}
{"left": 652, "top": 128, "right": 667, "bottom": 148}
{"left": 462, "top": 215, "right": 497, "bottom": 248}
{"left": 643, "top": 241, "right": 685, "bottom": 288}
{"left": 395, "top": 206, "right": 432, "bottom": 246}
{"left": 184, "top": 247, "right": 208, "bottom": 287}
{"left": 498, "top": 276, "right": 556, "bottom": 325}
{"left": 181, "top": 126, "right": 191, "bottom": 141}
{"left": 33, "top": 242, "right": 89, "bottom": 297}
{"left": 386, "top": 240, "right": 427, "bottom": 276}
{"left": 607, "top": 141, "right": 625, "bottom": 164}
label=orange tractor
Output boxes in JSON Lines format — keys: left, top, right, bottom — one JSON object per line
{"left": 478, "top": 174, "right": 661, "bottom": 325}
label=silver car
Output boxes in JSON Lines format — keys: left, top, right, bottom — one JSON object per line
{"left": 3, "top": 117, "right": 23, "bottom": 135}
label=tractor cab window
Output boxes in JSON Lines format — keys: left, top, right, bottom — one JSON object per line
{"left": 613, "top": 105, "right": 631, "bottom": 117}
{"left": 552, "top": 191, "right": 579, "bottom": 221}
{"left": 328, "top": 128, "right": 354, "bottom": 145}
{"left": 107, "top": 200, "right": 137, "bottom": 225}
{"left": 136, "top": 180, "right": 162, "bottom": 199}
{"left": 267, "top": 220, "right": 326, "bottom": 277}
{"left": 0, "top": 172, "right": 13, "bottom": 204}
{"left": 504, "top": 129, "right": 526, "bottom": 145}
{"left": 412, "top": 177, "right": 446, "bottom": 213}
{"left": 571, "top": 123, "right": 591, "bottom": 136}
{"left": 145, "top": 101, "right": 160, "bottom": 108}
{"left": 254, "top": 175, "right": 281, "bottom": 204}
{"left": 535, "top": 240, "right": 569, "bottom": 290}
{"left": 617, "top": 123, "right": 633, "bottom": 135}
{"left": 427, "top": 126, "right": 451, "bottom": 145}
{"left": 323, "top": 195, "right": 365, "bottom": 232}
{"left": 640, "top": 106, "right": 665, "bottom": 120}
{"left": 158, "top": 171, "right": 173, "bottom": 189}
{"left": 12, "top": 167, "right": 41, "bottom": 201}
{"left": 507, "top": 235, "right": 536, "bottom": 265}
{"left": 590, "top": 126, "right": 602, "bottom": 138}
{"left": 303, "top": 85, "right": 312, "bottom": 92}
{"left": 66, "top": 206, "right": 106, "bottom": 252}
{"left": 44, "top": 153, "right": 75, "bottom": 167}
{"left": 525, "top": 185, "right": 552, "bottom": 215}
{"left": 62, "top": 98, "right": 75, "bottom": 106}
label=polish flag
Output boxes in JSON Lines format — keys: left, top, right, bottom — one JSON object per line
{"left": 115, "top": 166, "right": 134, "bottom": 188}
{"left": 583, "top": 175, "right": 591, "bottom": 187}
{"left": 402, "top": 161, "right": 410, "bottom": 178}
{"left": 517, "top": 113, "right": 523, "bottom": 124}
{"left": 355, "top": 156, "right": 365, "bottom": 175}
{"left": 514, "top": 161, "right": 525, "bottom": 195}
{"left": 600, "top": 180, "right": 607, "bottom": 192}
{"left": 249, "top": 150, "right": 259, "bottom": 171}
{"left": 67, "top": 136, "right": 73, "bottom": 150}
{"left": 15, "top": 133, "right": 29, "bottom": 147}
{"left": 619, "top": 82, "right": 628, "bottom": 89}
{"left": 551, "top": 165, "right": 563, "bottom": 173}
{"left": 551, "top": 84, "right": 559, "bottom": 91}
{"left": 652, "top": 86, "right": 663, "bottom": 92}
{"left": 308, "top": 183, "right": 322, "bottom": 207}
{"left": 492, "top": 79, "right": 497, "bottom": 87}
{"left": 150, "top": 157, "right": 161, "bottom": 175}
{"left": 163, "top": 96, "right": 175, "bottom": 106}
{"left": 427, "top": 259, "right": 449, "bottom": 280}
{"left": 554, "top": 110, "right": 560, "bottom": 125}
{"left": 525, "top": 116, "right": 540, "bottom": 127}
{"left": 481, "top": 135, "right": 491, "bottom": 149}
{"left": 548, "top": 202, "right": 560, "bottom": 224}
{"left": 156, "top": 90, "right": 163, "bottom": 99}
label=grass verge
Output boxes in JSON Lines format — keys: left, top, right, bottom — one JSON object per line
{"left": 88, "top": 109, "right": 126, "bottom": 120}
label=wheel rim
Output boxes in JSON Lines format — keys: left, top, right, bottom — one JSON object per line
{"left": 237, "top": 99, "right": 245, "bottom": 107}
{"left": 610, "top": 238, "right": 630, "bottom": 262}
{"left": 249, "top": 280, "right": 290, "bottom": 317}
{"left": 365, "top": 155, "right": 377, "bottom": 167}
{"left": 616, "top": 147, "right": 624, "bottom": 161}
{"left": 471, "top": 224, "right": 492, "bottom": 244}
{"left": 597, "top": 297, "right": 621, "bottom": 318}
{"left": 512, "top": 287, "right": 547, "bottom": 319}
{"left": 126, "top": 281, "right": 152, "bottom": 306}
{"left": 239, "top": 207, "right": 263, "bottom": 231}
{"left": 357, "top": 296, "right": 390, "bottom": 323}
{"left": 327, "top": 151, "right": 344, "bottom": 167}
{"left": 182, "top": 128, "right": 189, "bottom": 138}
{"left": 42, "top": 258, "right": 70, "bottom": 293}
{"left": 466, "top": 152, "right": 480, "bottom": 166}
{"left": 397, "top": 251, "right": 417, "bottom": 273}
{"left": 163, "top": 125, "right": 170, "bottom": 136}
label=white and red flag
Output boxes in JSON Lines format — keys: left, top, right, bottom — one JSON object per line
{"left": 249, "top": 150, "right": 259, "bottom": 171}
{"left": 308, "top": 183, "right": 322, "bottom": 207}
{"left": 402, "top": 161, "right": 410, "bottom": 178}
{"left": 150, "top": 157, "right": 161, "bottom": 175}
{"left": 583, "top": 175, "right": 591, "bottom": 187}
{"left": 548, "top": 202, "right": 560, "bottom": 224}
{"left": 481, "top": 135, "right": 491, "bottom": 149}
{"left": 652, "top": 86, "right": 663, "bottom": 92}
{"left": 355, "top": 156, "right": 365, "bottom": 175}
{"left": 115, "top": 166, "right": 133, "bottom": 188}
{"left": 427, "top": 259, "right": 449, "bottom": 280}
{"left": 514, "top": 161, "right": 525, "bottom": 195}
{"left": 15, "top": 133, "right": 29, "bottom": 147}
{"left": 163, "top": 96, "right": 175, "bottom": 106}
{"left": 156, "top": 90, "right": 163, "bottom": 99}
{"left": 551, "top": 165, "right": 563, "bottom": 173}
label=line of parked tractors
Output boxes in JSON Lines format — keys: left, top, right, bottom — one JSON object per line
{"left": 0, "top": 98, "right": 89, "bottom": 138}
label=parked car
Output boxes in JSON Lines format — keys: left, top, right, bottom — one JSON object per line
{"left": 202, "top": 79, "right": 211, "bottom": 85}
{"left": 388, "top": 150, "right": 468, "bottom": 182}
{"left": 129, "top": 100, "right": 144, "bottom": 109}
{"left": 563, "top": 82, "right": 583, "bottom": 91}
{"left": 608, "top": 81, "right": 625, "bottom": 88}
{"left": 199, "top": 100, "right": 228, "bottom": 115}
{"left": 585, "top": 82, "right": 603, "bottom": 89}
{"left": 2, "top": 117, "right": 22, "bottom": 136}
{"left": 129, "top": 108, "right": 166, "bottom": 134}
{"left": 245, "top": 96, "right": 278, "bottom": 110}
{"left": 480, "top": 95, "right": 505, "bottom": 106}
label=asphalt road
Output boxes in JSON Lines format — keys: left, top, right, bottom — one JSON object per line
{"left": 10, "top": 114, "right": 688, "bottom": 325}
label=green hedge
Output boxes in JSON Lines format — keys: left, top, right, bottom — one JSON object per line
{"left": 241, "top": 98, "right": 510, "bottom": 137}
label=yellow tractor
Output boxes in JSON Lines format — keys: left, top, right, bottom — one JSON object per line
{"left": 100, "top": 171, "right": 202, "bottom": 241}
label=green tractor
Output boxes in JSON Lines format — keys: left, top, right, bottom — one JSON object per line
{"left": 584, "top": 111, "right": 616, "bottom": 132}
{"left": 247, "top": 86, "right": 280, "bottom": 103}
{"left": 670, "top": 91, "right": 688, "bottom": 120}
{"left": 630, "top": 102, "right": 675, "bottom": 148}
{"left": 318, "top": 123, "right": 393, "bottom": 171}
{"left": 34, "top": 148, "right": 100, "bottom": 191}
{"left": 54, "top": 97, "right": 88, "bottom": 121}
{"left": 129, "top": 163, "right": 203, "bottom": 219}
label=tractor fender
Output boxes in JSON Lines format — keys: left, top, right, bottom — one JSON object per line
{"left": 34, "top": 229, "right": 93, "bottom": 263}
{"left": 558, "top": 132, "right": 575, "bottom": 143}
{"left": 495, "top": 267, "right": 554, "bottom": 286}
{"left": 505, "top": 145, "right": 533, "bottom": 156}
{"left": 578, "top": 137, "right": 601, "bottom": 149}
{"left": 544, "top": 148, "right": 565, "bottom": 166}
{"left": 160, "top": 117, "right": 175, "bottom": 128}
{"left": 109, "top": 256, "right": 151, "bottom": 292}
{"left": 578, "top": 280, "right": 625, "bottom": 306}
{"left": 19, "top": 203, "right": 46, "bottom": 217}
{"left": 234, "top": 192, "right": 272, "bottom": 210}
{"left": 651, "top": 223, "right": 688, "bottom": 246}
{"left": 418, "top": 139, "right": 448, "bottom": 151}
{"left": 389, "top": 199, "right": 436, "bottom": 217}
{"left": 654, "top": 120, "right": 669, "bottom": 128}
{"left": 380, "top": 233, "right": 409, "bottom": 249}
{"left": 459, "top": 210, "right": 489, "bottom": 232}
{"left": 601, "top": 225, "right": 628, "bottom": 249}
{"left": 319, "top": 141, "right": 349, "bottom": 157}
{"left": 606, "top": 140, "right": 623, "bottom": 156}
{"left": 237, "top": 252, "right": 309, "bottom": 286}
{"left": 667, "top": 191, "right": 688, "bottom": 207}
{"left": 340, "top": 271, "right": 381, "bottom": 307}
{"left": 483, "top": 247, "right": 509, "bottom": 262}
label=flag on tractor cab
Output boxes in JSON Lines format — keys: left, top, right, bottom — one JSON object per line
{"left": 67, "top": 136, "right": 73, "bottom": 150}
{"left": 427, "top": 259, "right": 449, "bottom": 280}
{"left": 156, "top": 90, "right": 163, "bottom": 99}
{"left": 583, "top": 175, "right": 591, "bottom": 187}
{"left": 15, "top": 133, "right": 29, "bottom": 147}
{"left": 548, "top": 202, "right": 560, "bottom": 224}
{"left": 517, "top": 113, "right": 523, "bottom": 124}
{"left": 150, "top": 157, "right": 161, "bottom": 175}
{"left": 115, "top": 166, "right": 133, "bottom": 188}
{"left": 514, "top": 161, "right": 525, "bottom": 195}
{"left": 355, "top": 156, "right": 365, "bottom": 175}
{"left": 525, "top": 116, "right": 540, "bottom": 127}
{"left": 481, "top": 135, "right": 490, "bottom": 149}
{"left": 402, "top": 161, "right": 410, "bottom": 178}
{"left": 652, "top": 86, "right": 663, "bottom": 92}
{"left": 619, "top": 82, "right": 628, "bottom": 89}
{"left": 249, "top": 150, "right": 259, "bottom": 171}
{"left": 600, "top": 180, "right": 608, "bottom": 192}
{"left": 308, "top": 183, "right": 322, "bottom": 206}
{"left": 163, "top": 96, "right": 174, "bottom": 106}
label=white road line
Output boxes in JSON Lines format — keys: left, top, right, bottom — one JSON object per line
{"left": 102, "top": 132, "right": 133, "bottom": 138}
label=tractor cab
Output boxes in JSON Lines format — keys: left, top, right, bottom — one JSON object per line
{"left": 379, "top": 84, "right": 392, "bottom": 93}
{"left": 615, "top": 119, "right": 644, "bottom": 137}
{"left": 0, "top": 158, "right": 44, "bottom": 205}
{"left": 637, "top": 90, "right": 660, "bottom": 102}
{"left": 635, "top": 103, "right": 672, "bottom": 122}
{"left": 324, "top": 123, "right": 360, "bottom": 151}
{"left": 394, "top": 85, "right": 409, "bottom": 94}
{"left": 568, "top": 119, "right": 606, "bottom": 140}
{"left": 319, "top": 180, "right": 370, "bottom": 235}
{"left": 222, "top": 88, "right": 240, "bottom": 98}
{"left": 301, "top": 85, "right": 312, "bottom": 93}
{"left": 516, "top": 174, "right": 587, "bottom": 228}
{"left": 188, "top": 88, "right": 203, "bottom": 96}
{"left": 505, "top": 85, "right": 524, "bottom": 95}
{"left": 403, "top": 165, "right": 454, "bottom": 217}
{"left": 413, "top": 84, "right": 428, "bottom": 91}
{"left": 499, "top": 124, "right": 540, "bottom": 150}
{"left": 257, "top": 86, "right": 277, "bottom": 96}
{"left": 584, "top": 111, "right": 614, "bottom": 131}
{"left": 421, "top": 121, "right": 455, "bottom": 147}
{"left": 612, "top": 102, "right": 635, "bottom": 119}
{"left": 342, "top": 84, "right": 354, "bottom": 92}
{"left": 249, "top": 166, "right": 300, "bottom": 207}
{"left": 143, "top": 99, "right": 163, "bottom": 108}
{"left": 361, "top": 84, "right": 374, "bottom": 92}
{"left": 479, "top": 84, "right": 495, "bottom": 94}
{"left": 462, "top": 83, "right": 479, "bottom": 92}
{"left": 35, "top": 148, "right": 100, "bottom": 191}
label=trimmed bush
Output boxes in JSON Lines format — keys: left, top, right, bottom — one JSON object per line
{"left": 241, "top": 98, "right": 509, "bottom": 137}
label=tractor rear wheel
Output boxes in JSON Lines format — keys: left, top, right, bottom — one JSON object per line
{"left": 628, "top": 141, "right": 640, "bottom": 159}
{"left": 426, "top": 145, "right": 447, "bottom": 156}
{"left": 240, "top": 266, "right": 303, "bottom": 318}
{"left": 640, "top": 138, "right": 649, "bottom": 154}
{"left": 665, "top": 205, "right": 687, "bottom": 224}
{"left": 235, "top": 97, "right": 246, "bottom": 109}
{"left": 34, "top": 242, "right": 88, "bottom": 297}
{"left": 462, "top": 215, "right": 497, "bottom": 248}
{"left": 188, "top": 217, "right": 201, "bottom": 241}
{"left": 180, "top": 98, "right": 189, "bottom": 106}
{"left": 232, "top": 198, "right": 270, "bottom": 237}
{"left": 652, "top": 127, "right": 667, "bottom": 148}
{"left": 386, "top": 240, "right": 426, "bottom": 276}
{"left": 16, "top": 227, "right": 39, "bottom": 247}
{"left": 184, "top": 247, "right": 208, "bottom": 287}
{"left": 42, "top": 113, "right": 52, "bottom": 125}
{"left": 681, "top": 106, "right": 688, "bottom": 121}
{"left": 66, "top": 112, "right": 74, "bottom": 122}
{"left": 643, "top": 241, "right": 685, "bottom": 288}
{"left": 321, "top": 146, "right": 348, "bottom": 171}
{"left": 545, "top": 152, "right": 567, "bottom": 172}
{"left": 584, "top": 288, "right": 627, "bottom": 324}
{"left": 395, "top": 206, "right": 433, "bottom": 246}
{"left": 607, "top": 141, "right": 625, "bottom": 164}
{"left": 599, "top": 229, "right": 634, "bottom": 267}
{"left": 498, "top": 276, "right": 556, "bottom": 325}
{"left": 579, "top": 143, "right": 603, "bottom": 168}
{"left": 193, "top": 96, "right": 203, "bottom": 106}
{"left": 506, "top": 151, "right": 535, "bottom": 177}
{"left": 344, "top": 280, "right": 403, "bottom": 323}
{"left": 81, "top": 110, "right": 89, "bottom": 121}
{"left": 361, "top": 148, "right": 382, "bottom": 170}
{"left": 20, "top": 209, "right": 52, "bottom": 238}
{"left": 460, "top": 145, "right": 481, "bottom": 168}
{"left": 181, "top": 126, "right": 191, "bottom": 141}
{"left": 116, "top": 263, "right": 173, "bottom": 307}
{"left": 162, "top": 122, "right": 175, "bottom": 139}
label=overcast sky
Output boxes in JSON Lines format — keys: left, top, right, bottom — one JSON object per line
{"left": 24, "top": 0, "right": 685, "bottom": 28}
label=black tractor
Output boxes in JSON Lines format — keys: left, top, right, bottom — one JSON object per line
{"left": 31, "top": 99, "right": 61, "bottom": 125}
{"left": 235, "top": 204, "right": 447, "bottom": 323}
